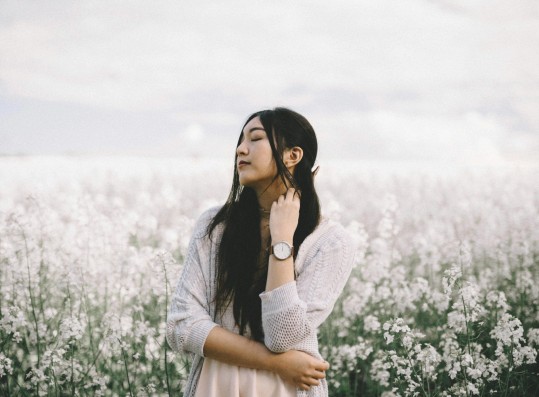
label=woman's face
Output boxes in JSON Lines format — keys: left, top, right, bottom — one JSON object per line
{"left": 236, "top": 116, "right": 277, "bottom": 190}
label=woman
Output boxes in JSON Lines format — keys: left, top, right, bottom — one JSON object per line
{"left": 166, "top": 107, "right": 355, "bottom": 396}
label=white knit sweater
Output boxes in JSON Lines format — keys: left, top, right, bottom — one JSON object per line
{"left": 166, "top": 206, "right": 355, "bottom": 397}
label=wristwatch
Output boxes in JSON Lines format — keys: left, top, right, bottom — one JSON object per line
{"left": 271, "top": 241, "right": 294, "bottom": 260}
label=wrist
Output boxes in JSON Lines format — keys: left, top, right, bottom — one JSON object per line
{"left": 270, "top": 235, "right": 294, "bottom": 245}
{"left": 266, "top": 351, "right": 281, "bottom": 373}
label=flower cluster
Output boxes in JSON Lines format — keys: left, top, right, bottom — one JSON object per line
{"left": 318, "top": 165, "right": 539, "bottom": 396}
{"left": 1, "top": 156, "right": 538, "bottom": 396}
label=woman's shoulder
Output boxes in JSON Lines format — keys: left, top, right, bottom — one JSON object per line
{"left": 302, "top": 216, "right": 354, "bottom": 253}
{"left": 192, "top": 205, "right": 223, "bottom": 238}
{"left": 294, "top": 216, "right": 355, "bottom": 274}
{"left": 198, "top": 205, "right": 222, "bottom": 223}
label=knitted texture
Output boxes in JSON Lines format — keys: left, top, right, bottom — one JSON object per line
{"left": 166, "top": 206, "right": 356, "bottom": 397}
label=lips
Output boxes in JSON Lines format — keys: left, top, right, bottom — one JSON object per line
{"left": 238, "top": 160, "right": 250, "bottom": 167}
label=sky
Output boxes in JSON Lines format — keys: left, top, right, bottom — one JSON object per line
{"left": 0, "top": 0, "right": 538, "bottom": 169}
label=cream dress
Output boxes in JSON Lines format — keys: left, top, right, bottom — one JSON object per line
{"left": 194, "top": 358, "right": 296, "bottom": 397}
{"left": 193, "top": 229, "right": 296, "bottom": 397}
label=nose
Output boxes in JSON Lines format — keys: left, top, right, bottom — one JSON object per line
{"left": 236, "top": 139, "right": 248, "bottom": 156}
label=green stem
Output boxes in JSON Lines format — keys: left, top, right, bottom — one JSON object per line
{"left": 71, "top": 343, "right": 75, "bottom": 396}
{"left": 52, "top": 368, "right": 59, "bottom": 397}
{"left": 457, "top": 351, "right": 470, "bottom": 397}
{"left": 81, "top": 345, "right": 104, "bottom": 380}
{"left": 460, "top": 295, "right": 472, "bottom": 357}
{"left": 80, "top": 275, "right": 97, "bottom": 361}
{"left": 17, "top": 221, "right": 41, "bottom": 367}
{"left": 121, "top": 343, "right": 134, "bottom": 397}
{"left": 163, "top": 257, "right": 172, "bottom": 396}
{"left": 502, "top": 344, "right": 514, "bottom": 397}
{"left": 401, "top": 340, "right": 429, "bottom": 397}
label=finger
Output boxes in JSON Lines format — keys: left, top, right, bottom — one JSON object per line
{"left": 314, "top": 362, "right": 328, "bottom": 372}
{"left": 285, "top": 187, "right": 295, "bottom": 201}
{"left": 317, "top": 360, "right": 330, "bottom": 371}
{"left": 304, "top": 377, "right": 321, "bottom": 387}
{"left": 286, "top": 188, "right": 301, "bottom": 203}
{"left": 312, "top": 370, "right": 326, "bottom": 380}
{"left": 299, "top": 384, "right": 311, "bottom": 391}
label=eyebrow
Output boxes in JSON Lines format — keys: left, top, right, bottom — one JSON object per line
{"left": 245, "top": 127, "right": 265, "bottom": 134}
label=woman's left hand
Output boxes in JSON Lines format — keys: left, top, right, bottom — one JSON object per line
{"left": 270, "top": 188, "right": 300, "bottom": 243}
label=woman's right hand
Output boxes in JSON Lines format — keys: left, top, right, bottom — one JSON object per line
{"left": 271, "top": 350, "right": 329, "bottom": 391}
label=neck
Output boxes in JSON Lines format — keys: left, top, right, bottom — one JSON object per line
{"left": 255, "top": 180, "right": 288, "bottom": 212}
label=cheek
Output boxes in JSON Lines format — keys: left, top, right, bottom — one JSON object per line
{"left": 262, "top": 153, "right": 276, "bottom": 170}
{"left": 262, "top": 144, "right": 275, "bottom": 162}
{"left": 266, "top": 160, "right": 278, "bottom": 177}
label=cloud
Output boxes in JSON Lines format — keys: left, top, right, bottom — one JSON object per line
{"left": 0, "top": 0, "right": 537, "bottom": 166}
{"left": 314, "top": 109, "right": 535, "bottom": 166}
{"left": 1, "top": 0, "right": 537, "bottom": 109}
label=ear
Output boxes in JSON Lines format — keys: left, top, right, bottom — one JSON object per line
{"left": 284, "top": 146, "right": 303, "bottom": 168}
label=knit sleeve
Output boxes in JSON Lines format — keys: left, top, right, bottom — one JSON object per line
{"left": 165, "top": 209, "right": 220, "bottom": 357}
{"left": 259, "top": 223, "right": 355, "bottom": 353}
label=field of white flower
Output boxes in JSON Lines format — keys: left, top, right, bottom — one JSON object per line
{"left": 0, "top": 156, "right": 538, "bottom": 396}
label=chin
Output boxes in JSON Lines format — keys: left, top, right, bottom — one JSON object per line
{"left": 238, "top": 176, "right": 253, "bottom": 187}
{"left": 238, "top": 172, "right": 272, "bottom": 190}
{"left": 239, "top": 180, "right": 256, "bottom": 188}
{"left": 239, "top": 176, "right": 264, "bottom": 190}
{"left": 238, "top": 172, "right": 257, "bottom": 187}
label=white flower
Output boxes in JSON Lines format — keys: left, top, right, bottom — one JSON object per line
{"left": 25, "top": 367, "right": 47, "bottom": 386}
{"left": 416, "top": 344, "right": 442, "bottom": 379}
{"left": 512, "top": 345, "right": 537, "bottom": 366}
{"left": 459, "top": 240, "right": 473, "bottom": 268}
{"left": 59, "top": 317, "right": 84, "bottom": 345}
{"left": 466, "top": 366, "right": 482, "bottom": 380}
{"left": 0, "top": 306, "right": 27, "bottom": 336}
{"left": 0, "top": 354, "right": 13, "bottom": 378}
{"left": 346, "top": 220, "right": 369, "bottom": 267}
{"left": 402, "top": 335, "right": 413, "bottom": 350}
{"left": 44, "top": 307, "right": 58, "bottom": 321}
{"left": 485, "top": 291, "right": 509, "bottom": 313}
{"left": 370, "top": 356, "right": 391, "bottom": 387}
{"left": 447, "top": 310, "right": 467, "bottom": 333}
{"left": 527, "top": 328, "right": 539, "bottom": 347}
{"left": 382, "top": 321, "right": 391, "bottom": 331}
{"left": 467, "top": 381, "right": 480, "bottom": 395}
{"left": 491, "top": 313, "right": 524, "bottom": 351}
{"left": 442, "top": 263, "right": 462, "bottom": 295}
{"left": 364, "top": 315, "right": 381, "bottom": 332}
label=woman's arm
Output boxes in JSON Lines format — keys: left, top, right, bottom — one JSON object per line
{"left": 261, "top": 189, "right": 356, "bottom": 352}
{"left": 265, "top": 188, "right": 299, "bottom": 291}
{"left": 166, "top": 208, "right": 329, "bottom": 390}
{"left": 260, "top": 231, "right": 354, "bottom": 352}
{"left": 203, "top": 326, "right": 328, "bottom": 391}
{"left": 166, "top": 211, "right": 220, "bottom": 356}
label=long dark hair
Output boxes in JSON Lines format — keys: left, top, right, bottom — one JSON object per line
{"left": 207, "top": 107, "right": 321, "bottom": 341}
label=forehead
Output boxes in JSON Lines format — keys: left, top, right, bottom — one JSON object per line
{"left": 242, "top": 116, "right": 266, "bottom": 134}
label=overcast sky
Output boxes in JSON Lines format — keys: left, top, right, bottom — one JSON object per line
{"left": 1, "top": 0, "right": 538, "bottom": 168}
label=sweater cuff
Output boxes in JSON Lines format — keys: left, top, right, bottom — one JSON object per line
{"left": 185, "top": 320, "right": 219, "bottom": 357}
{"left": 259, "top": 281, "right": 303, "bottom": 314}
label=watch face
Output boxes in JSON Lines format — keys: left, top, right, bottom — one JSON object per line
{"left": 274, "top": 242, "right": 292, "bottom": 260}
